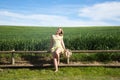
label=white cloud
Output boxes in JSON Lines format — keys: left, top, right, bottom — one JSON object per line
{"left": 0, "top": 10, "right": 67, "bottom": 21}
{"left": 0, "top": 10, "right": 111, "bottom": 26}
{"left": 79, "top": 1, "right": 120, "bottom": 21}
{"left": 0, "top": 1, "right": 120, "bottom": 27}
{"left": 0, "top": 10, "right": 69, "bottom": 26}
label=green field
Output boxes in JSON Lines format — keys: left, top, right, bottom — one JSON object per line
{"left": 0, "top": 26, "right": 120, "bottom": 50}
{"left": 0, "top": 26, "right": 120, "bottom": 62}
{"left": 0, "top": 67, "right": 120, "bottom": 80}
{"left": 0, "top": 26, "right": 120, "bottom": 80}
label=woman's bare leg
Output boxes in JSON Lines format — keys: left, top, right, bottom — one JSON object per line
{"left": 53, "top": 48, "right": 61, "bottom": 72}
{"left": 53, "top": 56, "right": 58, "bottom": 72}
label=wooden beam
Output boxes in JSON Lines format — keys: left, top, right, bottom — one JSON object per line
{"left": 72, "top": 50, "right": 120, "bottom": 53}
{"left": 0, "top": 50, "right": 120, "bottom": 54}
{"left": 0, "top": 51, "right": 47, "bottom": 53}
{"left": 0, "top": 63, "right": 120, "bottom": 68}
{"left": 59, "top": 64, "right": 120, "bottom": 67}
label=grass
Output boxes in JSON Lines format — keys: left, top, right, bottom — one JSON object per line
{"left": 0, "top": 67, "right": 120, "bottom": 80}
{"left": 0, "top": 26, "right": 120, "bottom": 80}
{"left": 0, "top": 26, "right": 120, "bottom": 63}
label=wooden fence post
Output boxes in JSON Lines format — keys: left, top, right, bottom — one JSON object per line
{"left": 11, "top": 52, "right": 15, "bottom": 65}
{"left": 67, "top": 57, "right": 69, "bottom": 64}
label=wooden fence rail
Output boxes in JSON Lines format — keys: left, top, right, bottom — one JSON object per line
{"left": 0, "top": 50, "right": 120, "bottom": 53}
{"left": 0, "top": 50, "right": 120, "bottom": 67}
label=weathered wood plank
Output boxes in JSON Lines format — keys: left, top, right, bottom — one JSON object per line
{"left": 0, "top": 63, "right": 120, "bottom": 68}
{"left": 72, "top": 50, "right": 120, "bottom": 53}
{"left": 0, "top": 50, "right": 120, "bottom": 54}
{"left": 0, "top": 51, "right": 47, "bottom": 53}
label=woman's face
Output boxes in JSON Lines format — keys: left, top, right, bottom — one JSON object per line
{"left": 56, "top": 28, "right": 62, "bottom": 34}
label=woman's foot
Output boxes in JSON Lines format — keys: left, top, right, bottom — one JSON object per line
{"left": 54, "top": 69, "right": 58, "bottom": 72}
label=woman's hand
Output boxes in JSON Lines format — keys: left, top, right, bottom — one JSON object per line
{"left": 64, "top": 48, "right": 67, "bottom": 52}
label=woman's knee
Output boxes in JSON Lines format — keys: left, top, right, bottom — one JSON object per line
{"left": 55, "top": 48, "right": 62, "bottom": 54}
{"left": 53, "top": 52, "right": 57, "bottom": 58}
{"left": 53, "top": 52, "right": 59, "bottom": 58}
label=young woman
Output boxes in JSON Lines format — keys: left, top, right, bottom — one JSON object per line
{"left": 50, "top": 27, "right": 66, "bottom": 72}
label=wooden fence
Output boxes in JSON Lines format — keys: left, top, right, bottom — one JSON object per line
{"left": 0, "top": 50, "right": 120, "bottom": 67}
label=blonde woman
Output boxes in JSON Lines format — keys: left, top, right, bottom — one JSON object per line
{"left": 50, "top": 27, "right": 66, "bottom": 72}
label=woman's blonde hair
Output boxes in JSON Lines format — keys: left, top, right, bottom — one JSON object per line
{"left": 58, "top": 27, "right": 64, "bottom": 36}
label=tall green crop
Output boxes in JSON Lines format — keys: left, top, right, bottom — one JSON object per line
{"left": 0, "top": 26, "right": 120, "bottom": 50}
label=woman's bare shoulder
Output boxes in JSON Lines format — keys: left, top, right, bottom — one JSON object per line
{"left": 51, "top": 35, "right": 55, "bottom": 37}
{"left": 51, "top": 35, "right": 55, "bottom": 38}
{"left": 61, "top": 35, "right": 63, "bottom": 38}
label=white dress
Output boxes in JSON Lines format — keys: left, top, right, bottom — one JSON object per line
{"left": 51, "top": 35, "right": 64, "bottom": 53}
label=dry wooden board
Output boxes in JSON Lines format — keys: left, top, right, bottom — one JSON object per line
{"left": 0, "top": 63, "right": 120, "bottom": 68}
{"left": 0, "top": 50, "right": 120, "bottom": 54}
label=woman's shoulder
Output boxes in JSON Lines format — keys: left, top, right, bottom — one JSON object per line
{"left": 61, "top": 35, "right": 63, "bottom": 38}
{"left": 51, "top": 35, "right": 55, "bottom": 37}
{"left": 51, "top": 35, "right": 55, "bottom": 38}
{"left": 60, "top": 35, "right": 63, "bottom": 39}
{"left": 51, "top": 35, "right": 63, "bottom": 39}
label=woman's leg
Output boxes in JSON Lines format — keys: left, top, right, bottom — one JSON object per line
{"left": 53, "top": 54, "right": 58, "bottom": 72}
{"left": 53, "top": 48, "right": 62, "bottom": 72}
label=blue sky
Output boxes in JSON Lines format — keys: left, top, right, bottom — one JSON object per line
{"left": 0, "top": 0, "right": 120, "bottom": 26}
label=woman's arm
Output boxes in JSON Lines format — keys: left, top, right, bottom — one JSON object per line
{"left": 61, "top": 38, "right": 66, "bottom": 50}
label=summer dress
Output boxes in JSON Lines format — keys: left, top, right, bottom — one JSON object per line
{"left": 51, "top": 35, "right": 64, "bottom": 53}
